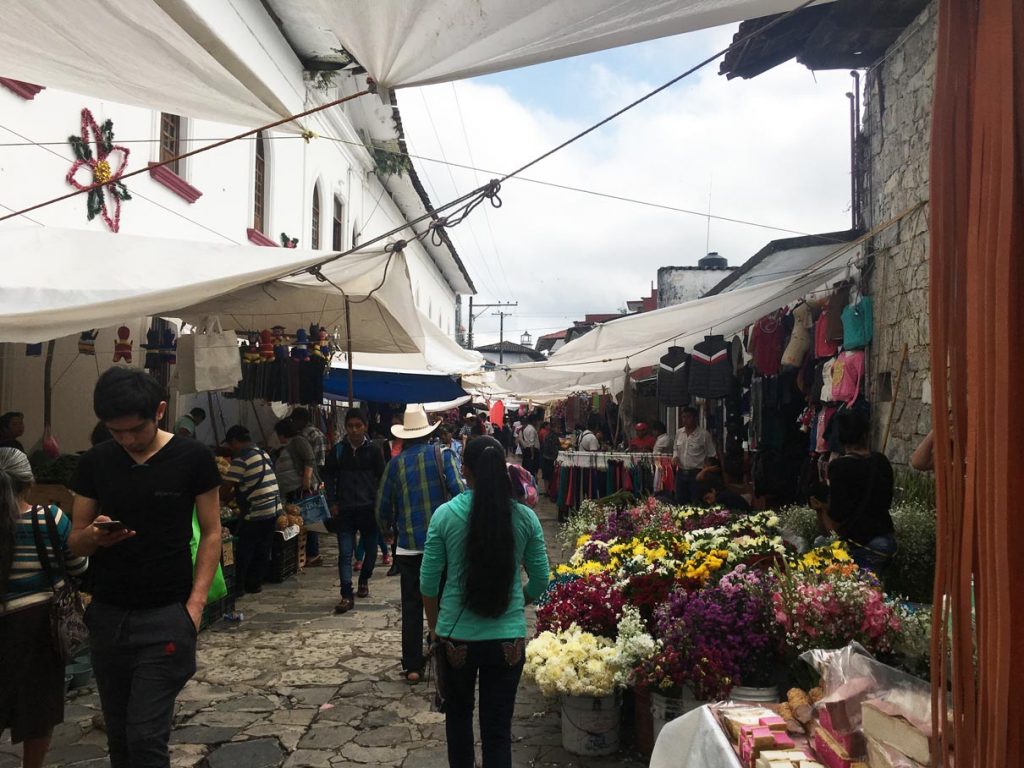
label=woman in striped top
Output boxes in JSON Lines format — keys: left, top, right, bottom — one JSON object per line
{"left": 0, "top": 448, "right": 88, "bottom": 768}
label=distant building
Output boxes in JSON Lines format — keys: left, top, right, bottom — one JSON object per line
{"left": 536, "top": 330, "right": 568, "bottom": 355}
{"left": 626, "top": 285, "right": 659, "bottom": 314}
{"left": 476, "top": 341, "right": 545, "bottom": 367}
{"left": 657, "top": 253, "right": 737, "bottom": 307}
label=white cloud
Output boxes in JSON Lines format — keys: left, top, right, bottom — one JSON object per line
{"left": 399, "top": 42, "right": 855, "bottom": 347}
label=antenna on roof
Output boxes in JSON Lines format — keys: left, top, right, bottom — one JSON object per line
{"left": 705, "top": 175, "right": 713, "bottom": 256}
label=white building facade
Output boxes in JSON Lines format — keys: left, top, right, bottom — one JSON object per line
{"left": 0, "top": 0, "right": 475, "bottom": 452}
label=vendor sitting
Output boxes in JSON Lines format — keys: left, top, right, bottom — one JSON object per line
{"left": 628, "top": 422, "right": 656, "bottom": 453}
{"left": 697, "top": 474, "right": 751, "bottom": 512}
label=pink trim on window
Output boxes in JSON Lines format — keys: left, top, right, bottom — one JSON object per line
{"left": 247, "top": 228, "right": 278, "bottom": 247}
{"left": 147, "top": 162, "right": 202, "bottom": 203}
{"left": 0, "top": 78, "right": 44, "bottom": 100}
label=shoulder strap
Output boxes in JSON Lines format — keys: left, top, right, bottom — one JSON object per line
{"left": 30, "top": 506, "right": 60, "bottom": 593}
{"left": 432, "top": 444, "right": 450, "bottom": 503}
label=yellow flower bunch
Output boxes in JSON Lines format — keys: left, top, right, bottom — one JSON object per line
{"left": 794, "top": 539, "right": 854, "bottom": 571}
{"left": 555, "top": 560, "right": 615, "bottom": 578}
{"left": 676, "top": 548, "right": 730, "bottom": 584}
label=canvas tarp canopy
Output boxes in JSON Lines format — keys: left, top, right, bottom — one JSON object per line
{"left": 498, "top": 240, "right": 861, "bottom": 398}
{"left": 338, "top": 310, "right": 484, "bottom": 375}
{"left": 0, "top": 227, "right": 423, "bottom": 354}
{"left": 306, "top": 0, "right": 834, "bottom": 89}
{"left": 2, "top": 0, "right": 831, "bottom": 129}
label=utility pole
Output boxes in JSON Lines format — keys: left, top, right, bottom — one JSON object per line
{"left": 466, "top": 299, "right": 517, "bottom": 350}
{"left": 492, "top": 310, "right": 514, "bottom": 364}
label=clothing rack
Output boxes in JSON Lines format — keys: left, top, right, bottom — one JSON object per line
{"left": 555, "top": 450, "right": 662, "bottom": 468}
{"left": 552, "top": 451, "right": 676, "bottom": 508}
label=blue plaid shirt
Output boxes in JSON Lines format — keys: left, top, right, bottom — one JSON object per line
{"left": 375, "top": 442, "right": 464, "bottom": 552}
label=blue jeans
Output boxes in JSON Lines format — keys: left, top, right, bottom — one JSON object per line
{"left": 355, "top": 533, "right": 388, "bottom": 562}
{"left": 443, "top": 638, "right": 526, "bottom": 768}
{"left": 849, "top": 534, "right": 897, "bottom": 575}
{"left": 336, "top": 515, "right": 378, "bottom": 599}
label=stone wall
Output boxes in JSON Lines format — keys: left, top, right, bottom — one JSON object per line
{"left": 859, "top": 0, "right": 937, "bottom": 466}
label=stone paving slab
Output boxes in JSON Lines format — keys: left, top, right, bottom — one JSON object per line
{"left": 2, "top": 496, "right": 646, "bottom": 768}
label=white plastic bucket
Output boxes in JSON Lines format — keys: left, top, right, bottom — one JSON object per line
{"left": 560, "top": 693, "right": 621, "bottom": 756}
{"left": 730, "top": 685, "right": 780, "bottom": 703}
{"left": 650, "top": 690, "right": 702, "bottom": 743}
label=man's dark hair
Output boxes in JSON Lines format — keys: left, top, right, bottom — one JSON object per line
{"left": 650, "top": 420, "right": 667, "bottom": 434}
{"left": 344, "top": 408, "right": 366, "bottom": 426}
{"left": 835, "top": 409, "right": 870, "bottom": 449}
{"left": 224, "top": 425, "right": 252, "bottom": 443}
{"left": 681, "top": 406, "right": 699, "bottom": 419}
{"left": 90, "top": 422, "right": 112, "bottom": 446}
{"left": 0, "top": 412, "right": 23, "bottom": 433}
{"left": 586, "top": 414, "right": 602, "bottom": 432}
{"left": 94, "top": 367, "right": 166, "bottom": 422}
{"left": 190, "top": 407, "right": 206, "bottom": 420}
{"left": 274, "top": 418, "right": 299, "bottom": 439}
{"left": 290, "top": 407, "right": 310, "bottom": 427}
{"left": 527, "top": 412, "right": 541, "bottom": 425}
{"left": 697, "top": 474, "right": 725, "bottom": 498}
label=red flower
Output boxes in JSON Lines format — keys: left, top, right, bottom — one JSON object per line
{"left": 66, "top": 108, "right": 131, "bottom": 232}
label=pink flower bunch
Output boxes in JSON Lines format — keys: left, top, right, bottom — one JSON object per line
{"left": 536, "top": 571, "right": 626, "bottom": 639}
{"left": 772, "top": 567, "right": 902, "bottom": 656}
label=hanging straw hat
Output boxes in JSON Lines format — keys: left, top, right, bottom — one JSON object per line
{"left": 392, "top": 404, "right": 440, "bottom": 439}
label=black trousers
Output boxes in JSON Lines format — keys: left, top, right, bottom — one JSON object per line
{"left": 86, "top": 601, "right": 197, "bottom": 768}
{"left": 674, "top": 468, "right": 700, "bottom": 505}
{"left": 234, "top": 516, "right": 276, "bottom": 594}
{"left": 395, "top": 554, "right": 425, "bottom": 672}
{"left": 444, "top": 638, "right": 526, "bottom": 768}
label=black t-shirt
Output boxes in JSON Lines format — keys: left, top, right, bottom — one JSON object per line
{"left": 717, "top": 489, "right": 752, "bottom": 513}
{"left": 71, "top": 436, "right": 221, "bottom": 609}
{"left": 827, "top": 452, "right": 895, "bottom": 545}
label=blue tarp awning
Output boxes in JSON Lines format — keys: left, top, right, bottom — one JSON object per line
{"left": 324, "top": 368, "right": 467, "bottom": 404}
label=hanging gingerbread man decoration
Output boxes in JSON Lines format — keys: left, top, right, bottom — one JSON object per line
{"left": 113, "top": 325, "right": 133, "bottom": 363}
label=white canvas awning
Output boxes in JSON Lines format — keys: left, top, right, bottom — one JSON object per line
{"left": 498, "top": 239, "right": 861, "bottom": 397}
{"left": 309, "top": 0, "right": 834, "bottom": 89}
{"left": 336, "top": 310, "right": 484, "bottom": 375}
{"left": 3, "top": 1, "right": 832, "bottom": 129}
{"left": 0, "top": 227, "right": 423, "bottom": 353}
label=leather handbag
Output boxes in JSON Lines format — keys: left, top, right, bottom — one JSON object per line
{"left": 31, "top": 505, "right": 88, "bottom": 663}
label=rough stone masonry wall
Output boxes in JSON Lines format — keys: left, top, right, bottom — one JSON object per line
{"left": 860, "top": 0, "right": 937, "bottom": 467}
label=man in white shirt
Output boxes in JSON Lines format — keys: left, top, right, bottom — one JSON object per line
{"left": 671, "top": 406, "right": 716, "bottom": 504}
{"left": 518, "top": 414, "right": 541, "bottom": 476}
{"left": 576, "top": 415, "right": 602, "bottom": 452}
{"left": 651, "top": 420, "right": 673, "bottom": 455}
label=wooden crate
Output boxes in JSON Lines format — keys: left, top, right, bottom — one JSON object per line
{"left": 297, "top": 531, "right": 308, "bottom": 570}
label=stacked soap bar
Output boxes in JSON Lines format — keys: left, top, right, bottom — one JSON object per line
{"left": 737, "top": 714, "right": 813, "bottom": 767}
{"left": 813, "top": 726, "right": 870, "bottom": 768}
{"left": 754, "top": 750, "right": 825, "bottom": 768}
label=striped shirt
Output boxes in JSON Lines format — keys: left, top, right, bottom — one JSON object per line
{"left": 225, "top": 447, "right": 282, "bottom": 519}
{"left": 375, "top": 443, "right": 464, "bottom": 553}
{"left": 302, "top": 426, "right": 327, "bottom": 470}
{"left": 2, "top": 505, "right": 88, "bottom": 615}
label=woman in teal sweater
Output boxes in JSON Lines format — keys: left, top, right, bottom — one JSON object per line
{"left": 421, "top": 436, "right": 549, "bottom": 768}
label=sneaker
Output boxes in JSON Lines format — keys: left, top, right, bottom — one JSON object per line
{"left": 353, "top": 561, "right": 363, "bottom": 572}
{"left": 306, "top": 555, "right": 323, "bottom": 568}
{"left": 356, "top": 583, "right": 370, "bottom": 598}
{"left": 334, "top": 597, "right": 354, "bottom": 614}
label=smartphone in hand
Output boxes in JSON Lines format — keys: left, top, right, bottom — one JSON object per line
{"left": 94, "top": 520, "right": 127, "bottom": 532}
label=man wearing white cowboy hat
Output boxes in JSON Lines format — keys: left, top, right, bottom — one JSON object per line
{"left": 376, "top": 404, "right": 464, "bottom": 683}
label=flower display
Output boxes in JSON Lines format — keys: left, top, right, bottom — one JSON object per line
{"left": 536, "top": 571, "right": 625, "bottom": 638}
{"left": 612, "top": 606, "right": 658, "bottom": 687}
{"left": 772, "top": 564, "right": 903, "bottom": 656}
{"left": 525, "top": 625, "right": 621, "bottom": 697}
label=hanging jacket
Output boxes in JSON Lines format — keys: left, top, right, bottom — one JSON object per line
{"left": 689, "top": 335, "right": 733, "bottom": 399}
{"left": 657, "top": 346, "right": 690, "bottom": 406}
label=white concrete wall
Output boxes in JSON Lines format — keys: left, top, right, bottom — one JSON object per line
{"left": 656, "top": 267, "right": 736, "bottom": 307}
{"left": 0, "top": 30, "right": 460, "bottom": 451}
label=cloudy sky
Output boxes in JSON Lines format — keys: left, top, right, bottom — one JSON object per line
{"left": 398, "top": 23, "right": 856, "bottom": 348}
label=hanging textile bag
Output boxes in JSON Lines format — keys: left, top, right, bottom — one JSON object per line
{"left": 297, "top": 490, "right": 332, "bottom": 534}
{"left": 841, "top": 296, "right": 874, "bottom": 350}
{"left": 30, "top": 505, "right": 88, "bottom": 663}
{"left": 507, "top": 463, "right": 539, "bottom": 508}
{"left": 174, "top": 316, "right": 242, "bottom": 393}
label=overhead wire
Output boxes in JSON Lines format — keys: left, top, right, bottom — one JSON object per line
{"left": 450, "top": 81, "right": 515, "bottom": 298}
{"left": 416, "top": 89, "right": 504, "bottom": 299}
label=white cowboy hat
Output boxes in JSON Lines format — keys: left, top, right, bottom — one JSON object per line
{"left": 391, "top": 404, "right": 441, "bottom": 440}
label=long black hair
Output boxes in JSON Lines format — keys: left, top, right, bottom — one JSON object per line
{"left": 0, "top": 448, "right": 34, "bottom": 597}
{"left": 462, "top": 436, "right": 516, "bottom": 617}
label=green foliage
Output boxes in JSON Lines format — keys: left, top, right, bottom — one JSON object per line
{"left": 776, "top": 505, "right": 820, "bottom": 552}
{"left": 372, "top": 146, "right": 410, "bottom": 178}
{"left": 886, "top": 500, "right": 936, "bottom": 604}
{"left": 895, "top": 469, "right": 935, "bottom": 508}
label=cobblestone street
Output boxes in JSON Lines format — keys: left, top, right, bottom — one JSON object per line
{"left": 1, "top": 497, "right": 646, "bottom": 768}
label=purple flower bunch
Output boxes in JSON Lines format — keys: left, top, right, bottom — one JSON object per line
{"left": 654, "top": 566, "right": 782, "bottom": 700}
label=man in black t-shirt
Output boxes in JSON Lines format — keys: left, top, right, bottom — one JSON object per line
{"left": 70, "top": 368, "right": 221, "bottom": 768}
